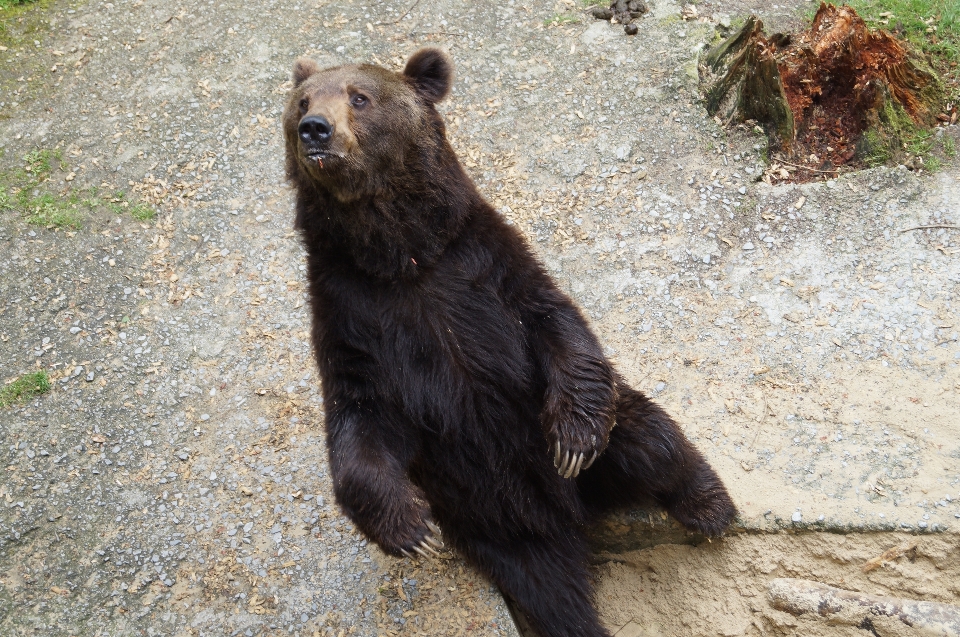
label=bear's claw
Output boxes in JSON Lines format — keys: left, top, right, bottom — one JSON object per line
{"left": 412, "top": 534, "right": 443, "bottom": 558}
{"left": 400, "top": 522, "right": 445, "bottom": 560}
{"left": 582, "top": 450, "right": 598, "bottom": 471}
{"left": 554, "top": 441, "right": 597, "bottom": 478}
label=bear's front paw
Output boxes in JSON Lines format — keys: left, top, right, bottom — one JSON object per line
{"left": 388, "top": 519, "right": 446, "bottom": 560}
{"left": 551, "top": 429, "right": 609, "bottom": 479}
{"left": 543, "top": 376, "right": 617, "bottom": 479}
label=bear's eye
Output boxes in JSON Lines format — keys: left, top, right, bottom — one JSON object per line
{"left": 350, "top": 94, "right": 369, "bottom": 109}
{"left": 298, "top": 98, "right": 309, "bottom": 114}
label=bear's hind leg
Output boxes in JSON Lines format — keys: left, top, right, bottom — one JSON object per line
{"left": 464, "top": 534, "right": 610, "bottom": 637}
{"left": 578, "top": 384, "right": 736, "bottom": 537}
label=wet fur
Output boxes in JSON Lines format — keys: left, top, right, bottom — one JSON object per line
{"left": 284, "top": 48, "right": 736, "bottom": 637}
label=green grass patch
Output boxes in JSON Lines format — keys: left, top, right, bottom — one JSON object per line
{"left": 845, "top": 0, "right": 960, "bottom": 100}
{"left": 20, "top": 191, "right": 82, "bottom": 227}
{"left": 544, "top": 12, "right": 580, "bottom": 26}
{"left": 0, "top": 0, "right": 39, "bottom": 9}
{"left": 0, "top": 371, "right": 51, "bottom": 408}
{"left": 0, "top": 0, "right": 52, "bottom": 46}
{"left": 22, "top": 148, "right": 63, "bottom": 176}
{"left": 130, "top": 202, "right": 156, "bottom": 221}
{"left": 1, "top": 149, "right": 158, "bottom": 228}
{"left": 905, "top": 127, "right": 936, "bottom": 155}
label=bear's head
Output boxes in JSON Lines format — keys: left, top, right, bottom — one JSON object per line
{"left": 284, "top": 48, "right": 454, "bottom": 203}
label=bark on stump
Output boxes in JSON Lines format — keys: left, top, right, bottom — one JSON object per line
{"left": 700, "top": 3, "right": 944, "bottom": 177}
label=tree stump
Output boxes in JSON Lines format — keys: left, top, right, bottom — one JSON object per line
{"left": 700, "top": 3, "right": 945, "bottom": 178}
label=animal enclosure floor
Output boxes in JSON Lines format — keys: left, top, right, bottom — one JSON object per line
{"left": 1, "top": 0, "right": 958, "bottom": 636}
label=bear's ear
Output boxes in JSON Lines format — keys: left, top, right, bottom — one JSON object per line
{"left": 403, "top": 48, "right": 453, "bottom": 104}
{"left": 292, "top": 58, "right": 320, "bottom": 88}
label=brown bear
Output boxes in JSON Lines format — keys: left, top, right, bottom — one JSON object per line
{"left": 283, "top": 48, "right": 736, "bottom": 637}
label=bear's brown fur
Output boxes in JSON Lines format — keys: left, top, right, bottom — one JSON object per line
{"left": 284, "top": 48, "right": 736, "bottom": 637}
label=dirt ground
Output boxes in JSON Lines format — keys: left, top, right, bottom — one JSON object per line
{"left": 1, "top": 0, "right": 958, "bottom": 636}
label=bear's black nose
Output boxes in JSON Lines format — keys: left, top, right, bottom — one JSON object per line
{"left": 299, "top": 115, "right": 333, "bottom": 145}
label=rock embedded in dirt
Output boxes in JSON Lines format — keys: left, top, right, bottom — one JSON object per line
{"left": 700, "top": 3, "right": 945, "bottom": 182}
{"left": 769, "top": 578, "right": 960, "bottom": 636}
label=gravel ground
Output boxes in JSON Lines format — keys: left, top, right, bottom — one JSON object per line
{"left": 1, "top": 0, "right": 958, "bottom": 636}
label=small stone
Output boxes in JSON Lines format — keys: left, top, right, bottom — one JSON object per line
{"left": 743, "top": 242, "right": 755, "bottom": 250}
{"left": 176, "top": 451, "right": 189, "bottom": 461}
{"left": 69, "top": 327, "right": 81, "bottom": 334}
{"left": 86, "top": 372, "right": 95, "bottom": 382}
{"left": 624, "top": 23, "right": 638, "bottom": 35}
{"left": 791, "top": 511, "right": 802, "bottom": 522}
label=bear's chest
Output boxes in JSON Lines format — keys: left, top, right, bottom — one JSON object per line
{"left": 318, "top": 266, "right": 537, "bottom": 413}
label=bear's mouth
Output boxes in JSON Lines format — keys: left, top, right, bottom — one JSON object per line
{"left": 304, "top": 149, "right": 345, "bottom": 166}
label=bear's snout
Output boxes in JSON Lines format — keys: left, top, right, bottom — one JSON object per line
{"left": 299, "top": 115, "right": 334, "bottom": 146}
